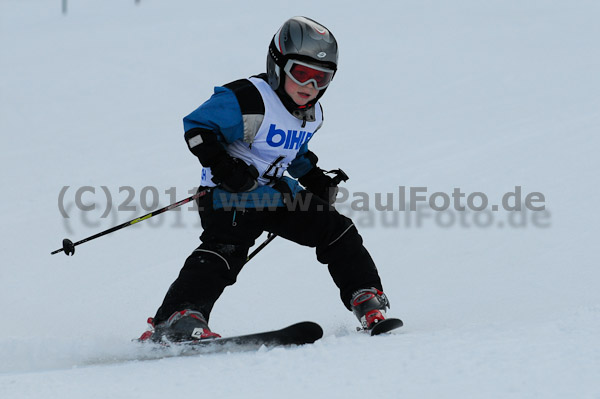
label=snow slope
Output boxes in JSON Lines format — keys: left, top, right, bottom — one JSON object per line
{"left": 1, "top": 0, "right": 599, "bottom": 398}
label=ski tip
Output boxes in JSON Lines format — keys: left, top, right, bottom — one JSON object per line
{"left": 285, "top": 321, "right": 324, "bottom": 343}
{"left": 370, "top": 318, "right": 403, "bottom": 336}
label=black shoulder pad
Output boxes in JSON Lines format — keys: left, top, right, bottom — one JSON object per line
{"left": 223, "top": 79, "right": 265, "bottom": 116}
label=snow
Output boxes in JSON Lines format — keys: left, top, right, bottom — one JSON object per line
{"left": 1, "top": 0, "right": 599, "bottom": 398}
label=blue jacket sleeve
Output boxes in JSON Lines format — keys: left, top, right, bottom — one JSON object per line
{"left": 183, "top": 86, "right": 245, "bottom": 144}
{"left": 287, "top": 143, "right": 314, "bottom": 178}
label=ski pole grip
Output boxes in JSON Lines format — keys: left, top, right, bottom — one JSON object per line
{"left": 330, "top": 169, "right": 349, "bottom": 185}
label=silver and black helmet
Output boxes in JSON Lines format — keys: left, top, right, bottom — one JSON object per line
{"left": 267, "top": 16, "right": 338, "bottom": 92}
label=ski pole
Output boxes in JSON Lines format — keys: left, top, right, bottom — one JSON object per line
{"left": 244, "top": 168, "right": 349, "bottom": 263}
{"left": 51, "top": 188, "right": 211, "bottom": 256}
{"left": 246, "top": 233, "right": 278, "bottom": 263}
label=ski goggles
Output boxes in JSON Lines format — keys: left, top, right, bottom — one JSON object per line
{"left": 283, "top": 60, "right": 335, "bottom": 90}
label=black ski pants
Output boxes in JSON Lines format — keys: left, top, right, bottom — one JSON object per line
{"left": 154, "top": 189, "right": 383, "bottom": 324}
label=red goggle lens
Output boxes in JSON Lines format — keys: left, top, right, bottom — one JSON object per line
{"left": 287, "top": 62, "right": 334, "bottom": 89}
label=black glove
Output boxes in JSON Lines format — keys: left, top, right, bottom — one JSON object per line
{"left": 183, "top": 129, "right": 258, "bottom": 192}
{"left": 299, "top": 167, "right": 338, "bottom": 204}
{"left": 210, "top": 157, "right": 259, "bottom": 192}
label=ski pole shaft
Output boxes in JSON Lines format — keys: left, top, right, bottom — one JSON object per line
{"left": 51, "top": 188, "right": 211, "bottom": 256}
{"left": 246, "top": 233, "right": 277, "bottom": 263}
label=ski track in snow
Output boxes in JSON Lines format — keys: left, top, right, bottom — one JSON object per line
{"left": 1, "top": 0, "right": 599, "bottom": 398}
{"left": 2, "top": 307, "right": 599, "bottom": 398}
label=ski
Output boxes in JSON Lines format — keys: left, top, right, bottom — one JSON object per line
{"left": 370, "top": 317, "right": 403, "bottom": 336}
{"left": 149, "top": 321, "right": 323, "bottom": 355}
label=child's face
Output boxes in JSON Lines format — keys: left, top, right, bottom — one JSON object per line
{"left": 283, "top": 75, "right": 319, "bottom": 106}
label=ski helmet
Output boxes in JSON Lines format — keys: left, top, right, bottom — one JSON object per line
{"left": 267, "top": 17, "right": 338, "bottom": 95}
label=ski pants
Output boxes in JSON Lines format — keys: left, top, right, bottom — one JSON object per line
{"left": 153, "top": 188, "right": 383, "bottom": 324}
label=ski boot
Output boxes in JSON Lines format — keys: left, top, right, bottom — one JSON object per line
{"left": 350, "top": 288, "right": 403, "bottom": 335}
{"left": 138, "top": 309, "right": 221, "bottom": 343}
{"left": 350, "top": 288, "right": 390, "bottom": 331}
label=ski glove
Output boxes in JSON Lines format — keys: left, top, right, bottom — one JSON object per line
{"left": 211, "top": 157, "right": 259, "bottom": 192}
{"left": 184, "top": 128, "right": 258, "bottom": 192}
{"left": 299, "top": 167, "right": 338, "bottom": 204}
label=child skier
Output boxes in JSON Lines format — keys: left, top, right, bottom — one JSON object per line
{"left": 140, "top": 16, "right": 394, "bottom": 342}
